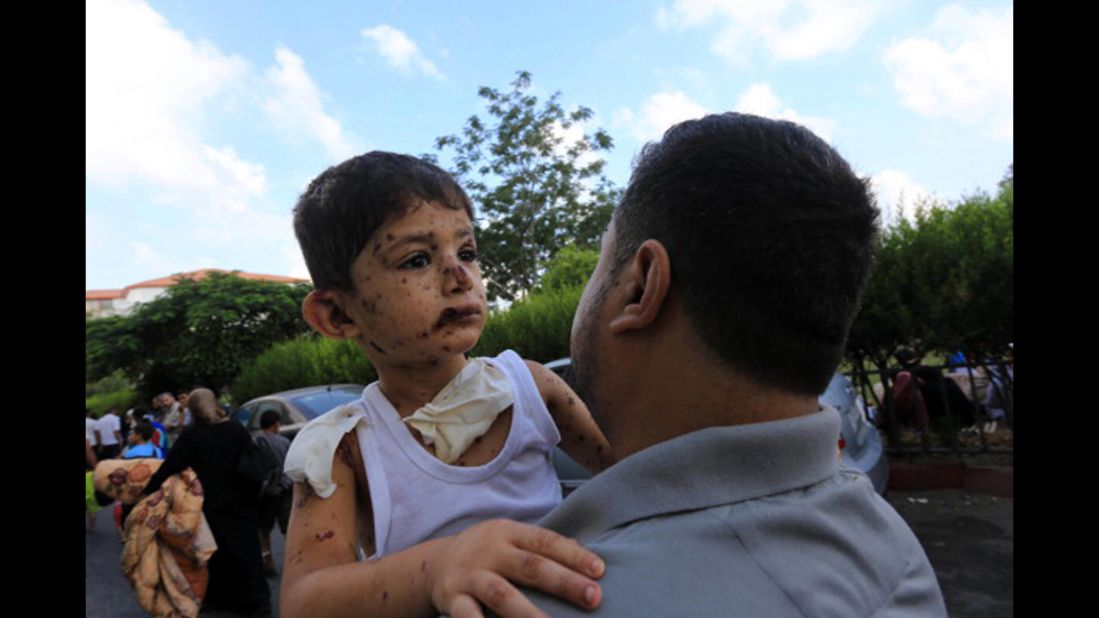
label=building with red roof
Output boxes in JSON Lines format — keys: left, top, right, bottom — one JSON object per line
{"left": 85, "top": 269, "right": 309, "bottom": 317}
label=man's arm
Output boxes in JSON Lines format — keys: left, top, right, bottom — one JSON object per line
{"left": 526, "top": 360, "right": 616, "bottom": 473}
{"left": 280, "top": 432, "right": 606, "bottom": 618}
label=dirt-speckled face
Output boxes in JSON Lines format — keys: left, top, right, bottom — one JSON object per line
{"left": 338, "top": 201, "right": 488, "bottom": 369}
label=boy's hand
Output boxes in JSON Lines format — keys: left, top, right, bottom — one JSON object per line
{"left": 428, "top": 519, "right": 604, "bottom": 618}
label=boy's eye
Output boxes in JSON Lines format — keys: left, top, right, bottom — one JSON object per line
{"left": 400, "top": 253, "right": 430, "bottom": 269}
{"left": 459, "top": 248, "right": 478, "bottom": 262}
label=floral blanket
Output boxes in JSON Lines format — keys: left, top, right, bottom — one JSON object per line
{"left": 94, "top": 459, "right": 217, "bottom": 618}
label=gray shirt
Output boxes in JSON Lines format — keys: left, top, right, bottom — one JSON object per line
{"left": 526, "top": 407, "right": 946, "bottom": 617}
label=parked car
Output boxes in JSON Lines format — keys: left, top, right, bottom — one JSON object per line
{"left": 544, "top": 359, "right": 889, "bottom": 495}
{"left": 238, "top": 384, "right": 366, "bottom": 439}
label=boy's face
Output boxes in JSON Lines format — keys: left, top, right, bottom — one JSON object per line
{"left": 337, "top": 201, "right": 487, "bottom": 368}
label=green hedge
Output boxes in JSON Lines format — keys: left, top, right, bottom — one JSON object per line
{"left": 233, "top": 336, "right": 377, "bottom": 404}
{"left": 232, "top": 285, "right": 585, "bottom": 401}
{"left": 473, "top": 285, "right": 583, "bottom": 362}
{"left": 86, "top": 388, "right": 140, "bottom": 416}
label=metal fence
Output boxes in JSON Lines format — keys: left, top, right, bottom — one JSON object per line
{"left": 844, "top": 357, "right": 1013, "bottom": 457}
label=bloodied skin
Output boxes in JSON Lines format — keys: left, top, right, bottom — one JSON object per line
{"left": 333, "top": 202, "right": 488, "bottom": 372}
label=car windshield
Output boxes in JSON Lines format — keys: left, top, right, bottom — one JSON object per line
{"left": 289, "top": 386, "right": 364, "bottom": 419}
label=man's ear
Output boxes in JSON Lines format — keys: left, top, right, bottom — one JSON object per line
{"left": 609, "top": 239, "right": 671, "bottom": 335}
{"left": 302, "top": 289, "right": 361, "bottom": 340}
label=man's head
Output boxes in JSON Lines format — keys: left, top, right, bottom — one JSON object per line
{"left": 177, "top": 391, "right": 190, "bottom": 408}
{"left": 157, "top": 392, "right": 176, "bottom": 408}
{"left": 259, "top": 410, "right": 281, "bottom": 433}
{"left": 572, "top": 113, "right": 878, "bottom": 424}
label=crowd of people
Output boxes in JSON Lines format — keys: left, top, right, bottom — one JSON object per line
{"left": 86, "top": 388, "right": 292, "bottom": 618}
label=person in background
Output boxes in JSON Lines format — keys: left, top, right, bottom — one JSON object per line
{"left": 97, "top": 406, "right": 124, "bottom": 460}
{"left": 159, "top": 392, "right": 184, "bottom": 444}
{"left": 86, "top": 418, "right": 100, "bottom": 534}
{"left": 123, "top": 421, "right": 165, "bottom": 460}
{"left": 139, "top": 405, "right": 172, "bottom": 453}
{"left": 86, "top": 408, "right": 101, "bottom": 456}
{"left": 255, "top": 410, "right": 292, "bottom": 576}
{"left": 141, "top": 388, "right": 271, "bottom": 617}
{"left": 177, "top": 390, "right": 193, "bottom": 430}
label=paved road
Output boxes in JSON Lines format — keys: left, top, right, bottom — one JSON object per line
{"left": 84, "top": 506, "right": 286, "bottom": 617}
{"left": 885, "top": 489, "right": 1013, "bottom": 617}
{"left": 88, "top": 488, "right": 1011, "bottom": 617}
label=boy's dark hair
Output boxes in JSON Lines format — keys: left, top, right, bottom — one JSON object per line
{"left": 135, "top": 421, "right": 155, "bottom": 442}
{"left": 611, "top": 112, "right": 880, "bottom": 396}
{"left": 293, "top": 151, "right": 475, "bottom": 291}
{"left": 260, "top": 410, "right": 281, "bottom": 430}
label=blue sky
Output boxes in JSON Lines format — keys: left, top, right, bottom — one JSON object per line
{"left": 86, "top": 0, "right": 1013, "bottom": 290}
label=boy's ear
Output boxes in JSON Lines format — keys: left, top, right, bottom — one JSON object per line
{"left": 302, "top": 290, "right": 361, "bottom": 340}
{"left": 609, "top": 239, "right": 671, "bottom": 336}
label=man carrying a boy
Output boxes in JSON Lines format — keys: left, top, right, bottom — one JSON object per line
{"left": 525, "top": 113, "right": 947, "bottom": 616}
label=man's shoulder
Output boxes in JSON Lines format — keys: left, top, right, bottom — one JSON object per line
{"left": 531, "top": 471, "right": 943, "bottom": 616}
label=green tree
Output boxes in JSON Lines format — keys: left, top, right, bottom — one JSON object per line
{"left": 85, "top": 272, "right": 313, "bottom": 399}
{"left": 536, "top": 245, "right": 600, "bottom": 293}
{"left": 428, "top": 71, "right": 620, "bottom": 301}
{"left": 845, "top": 166, "right": 1013, "bottom": 432}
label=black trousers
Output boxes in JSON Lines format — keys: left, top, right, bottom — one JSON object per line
{"left": 203, "top": 507, "right": 272, "bottom": 616}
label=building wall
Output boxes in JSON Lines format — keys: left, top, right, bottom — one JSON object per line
{"left": 126, "top": 287, "right": 165, "bottom": 304}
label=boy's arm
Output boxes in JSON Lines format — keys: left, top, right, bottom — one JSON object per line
{"left": 526, "top": 360, "right": 616, "bottom": 473}
{"left": 279, "top": 432, "right": 606, "bottom": 618}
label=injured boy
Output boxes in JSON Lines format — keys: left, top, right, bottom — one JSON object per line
{"left": 280, "top": 151, "right": 614, "bottom": 618}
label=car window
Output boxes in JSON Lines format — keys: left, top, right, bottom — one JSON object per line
{"left": 250, "top": 400, "right": 290, "bottom": 429}
{"left": 289, "top": 386, "right": 364, "bottom": 419}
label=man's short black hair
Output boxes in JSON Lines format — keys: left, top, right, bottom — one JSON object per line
{"left": 612, "top": 112, "right": 879, "bottom": 396}
{"left": 293, "top": 151, "right": 475, "bottom": 291}
{"left": 260, "top": 410, "right": 281, "bottom": 430}
{"left": 135, "top": 421, "right": 155, "bottom": 442}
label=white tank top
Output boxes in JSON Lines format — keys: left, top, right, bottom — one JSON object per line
{"left": 356, "top": 350, "right": 563, "bottom": 556}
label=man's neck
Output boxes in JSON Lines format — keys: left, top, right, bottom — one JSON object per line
{"left": 604, "top": 330, "right": 820, "bottom": 460}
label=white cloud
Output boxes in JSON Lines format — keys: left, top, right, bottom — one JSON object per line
{"left": 614, "top": 91, "right": 710, "bottom": 142}
{"left": 264, "top": 46, "right": 358, "bottom": 160}
{"left": 86, "top": 0, "right": 251, "bottom": 192}
{"left": 86, "top": 0, "right": 355, "bottom": 288}
{"left": 883, "top": 5, "right": 1013, "bottom": 142}
{"left": 734, "top": 83, "right": 836, "bottom": 142}
{"left": 657, "top": 0, "right": 883, "bottom": 64}
{"left": 204, "top": 145, "right": 268, "bottom": 200}
{"left": 361, "top": 25, "right": 445, "bottom": 79}
{"left": 870, "top": 170, "right": 938, "bottom": 226}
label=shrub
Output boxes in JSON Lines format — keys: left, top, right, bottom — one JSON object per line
{"left": 233, "top": 336, "right": 377, "bottom": 404}
{"left": 473, "top": 285, "right": 583, "bottom": 362}
{"left": 86, "top": 388, "right": 140, "bottom": 416}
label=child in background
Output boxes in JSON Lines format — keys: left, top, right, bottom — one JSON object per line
{"left": 281, "top": 152, "right": 613, "bottom": 618}
{"left": 123, "top": 421, "right": 164, "bottom": 460}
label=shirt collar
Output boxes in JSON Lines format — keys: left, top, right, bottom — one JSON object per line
{"left": 540, "top": 406, "right": 842, "bottom": 538}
